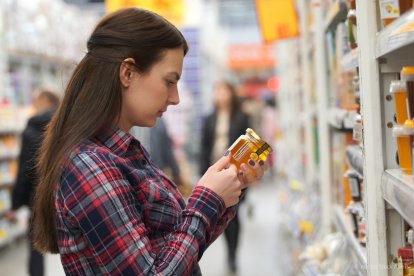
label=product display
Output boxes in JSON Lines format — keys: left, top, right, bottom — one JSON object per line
{"left": 390, "top": 80, "right": 409, "bottom": 124}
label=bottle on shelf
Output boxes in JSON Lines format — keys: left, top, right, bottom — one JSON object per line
{"left": 398, "top": 228, "right": 414, "bottom": 275}
{"left": 392, "top": 124, "right": 413, "bottom": 174}
{"left": 390, "top": 80, "right": 409, "bottom": 124}
{"left": 402, "top": 67, "right": 414, "bottom": 119}
{"left": 347, "top": 0, "right": 358, "bottom": 49}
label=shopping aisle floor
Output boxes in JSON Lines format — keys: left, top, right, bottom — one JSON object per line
{"left": 0, "top": 179, "right": 284, "bottom": 276}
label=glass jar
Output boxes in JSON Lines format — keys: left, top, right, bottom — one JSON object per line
{"left": 347, "top": 0, "right": 358, "bottom": 49}
{"left": 227, "top": 128, "right": 273, "bottom": 169}
{"left": 390, "top": 80, "right": 408, "bottom": 124}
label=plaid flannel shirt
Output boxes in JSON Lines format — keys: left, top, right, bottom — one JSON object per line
{"left": 55, "top": 127, "right": 237, "bottom": 275}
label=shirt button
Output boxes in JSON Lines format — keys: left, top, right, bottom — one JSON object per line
{"left": 140, "top": 159, "right": 148, "bottom": 166}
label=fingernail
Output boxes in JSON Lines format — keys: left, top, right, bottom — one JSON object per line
{"left": 238, "top": 171, "right": 244, "bottom": 176}
{"left": 224, "top": 150, "right": 230, "bottom": 156}
{"left": 241, "top": 164, "right": 248, "bottom": 171}
{"left": 249, "top": 159, "right": 255, "bottom": 166}
{"left": 259, "top": 160, "right": 264, "bottom": 166}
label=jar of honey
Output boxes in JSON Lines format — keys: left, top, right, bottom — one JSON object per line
{"left": 393, "top": 122, "right": 414, "bottom": 174}
{"left": 390, "top": 80, "right": 408, "bottom": 124}
{"left": 227, "top": 128, "right": 273, "bottom": 169}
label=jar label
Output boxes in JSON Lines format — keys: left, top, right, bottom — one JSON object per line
{"left": 232, "top": 142, "right": 250, "bottom": 162}
{"left": 256, "top": 143, "right": 270, "bottom": 157}
{"left": 380, "top": 0, "right": 400, "bottom": 19}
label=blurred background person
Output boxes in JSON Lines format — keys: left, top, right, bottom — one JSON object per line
{"left": 199, "top": 80, "right": 250, "bottom": 273}
{"left": 7, "top": 87, "right": 60, "bottom": 276}
{"left": 260, "top": 97, "right": 277, "bottom": 178}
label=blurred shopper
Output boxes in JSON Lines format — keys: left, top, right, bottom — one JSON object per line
{"left": 31, "top": 8, "right": 267, "bottom": 276}
{"left": 260, "top": 97, "right": 277, "bottom": 177}
{"left": 8, "top": 88, "right": 60, "bottom": 276}
{"left": 199, "top": 80, "right": 251, "bottom": 273}
{"left": 150, "top": 118, "right": 180, "bottom": 181}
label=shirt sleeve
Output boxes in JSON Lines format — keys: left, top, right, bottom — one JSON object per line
{"left": 204, "top": 189, "right": 247, "bottom": 246}
{"left": 59, "top": 151, "right": 226, "bottom": 275}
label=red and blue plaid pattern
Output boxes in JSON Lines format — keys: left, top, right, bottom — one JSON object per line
{"left": 55, "top": 127, "right": 237, "bottom": 275}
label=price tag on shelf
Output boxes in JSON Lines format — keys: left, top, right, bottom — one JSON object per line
{"left": 353, "top": 120, "right": 363, "bottom": 142}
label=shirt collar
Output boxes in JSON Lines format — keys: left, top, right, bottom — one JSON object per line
{"left": 95, "top": 126, "right": 134, "bottom": 156}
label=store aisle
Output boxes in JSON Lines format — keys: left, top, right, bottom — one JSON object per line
{"left": 0, "top": 179, "right": 283, "bottom": 276}
{"left": 199, "top": 178, "right": 284, "bottom": 276}
{"left": 0, "top": 239, "right": 65, "bottom": 276}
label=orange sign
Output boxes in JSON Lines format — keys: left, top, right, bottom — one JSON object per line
{"left": 228, "top": 44, "right": 276, "bottom": 70}
{"left": 255, "top": 0, "right": 300, "bottom": 42}
{"left": 105, "top": 0, "right": 184, "bottom": 26}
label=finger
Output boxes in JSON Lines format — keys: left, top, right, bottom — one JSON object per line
{"left": 227, "top": 163, "right": 238, "bottom": 175}
{"left": 212, "top": 154, "right": 231, "bottom": 171}
{"left": 254, "top": 162, "right": 265, "bottom": 180}
{"left": 248, "top": 159, "right": 268, "bottom": 180}
{"left": 237, "top": 170, "right": 249, "bottom": 188}
{"left": 240, "top": 163, "right": 256, "bottom": 183}
{"left": 257, "top": 159, "right": 267, "bottom": 175}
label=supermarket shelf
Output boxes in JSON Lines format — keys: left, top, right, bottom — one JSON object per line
{"left": 0, "top": 152, "right": 19, "bottom": 162}
{"left": 7, "top": 49, "right": 75, "bottom": 67}
{"left": 327, "top": 108, "right": 357, "bottom": 130}
{"left": 0, "top": 226, "right": 28, "bottom": 249}
{"left": 0, "top": 128, "right": 23, "bottom": 135}
{"left": 341, "top": 48, "right": 359, "bottom": 72}
{"left": 0, "top": 176, "right": 14, "bottom": 188}
{"left": 333, "top": 205, "right": 367, "bottom": 274}
{"left": 346, "top": 145, "right": 363, "bottom": 177}
{"left": 0, "top": 209, "right": 8, "bottom": 218}
{"left": 324, "top": 1, "right": 348, "bottom": 32}
{"left": 376, "top": 9, "right": 414, "bottom": 58}
{"left": 382, "top": 169, "right": 414, "bottom": 227}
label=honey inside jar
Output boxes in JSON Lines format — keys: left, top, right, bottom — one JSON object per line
{"left": 227, "top": 128, "right": 273, "bottom": 169}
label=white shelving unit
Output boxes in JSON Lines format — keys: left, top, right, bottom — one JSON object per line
{"left": 293, "top": 0, "right": 414, "bottom": 275}
{"left": 296, "top": 0, "right": 414, "bottom": 275}
{"left": 382, "top": 170, "right": 414, "bottom": 227}
{"left": 333, "top": 204, "right": 367, "bottom": 275}
{"left": 376, "top": 9, "right": 414, "bottom": 58}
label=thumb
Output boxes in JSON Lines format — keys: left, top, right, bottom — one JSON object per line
{"left": 212, "top": 154, "right": 232, "bottom": 171}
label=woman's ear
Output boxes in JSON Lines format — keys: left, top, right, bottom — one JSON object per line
{"left": 119, "top": 58, "right": 136, "bottom": 88}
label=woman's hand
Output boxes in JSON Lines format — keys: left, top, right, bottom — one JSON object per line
{"left": 197, "top": 155, "right": 245, "bottom": 208}
{"left": 238, "top": 159, "right": 268, "bottom": 188}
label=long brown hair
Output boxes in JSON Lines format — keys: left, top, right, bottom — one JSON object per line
{"left": 32, "top": 8, "right": 188, "bottom": 253}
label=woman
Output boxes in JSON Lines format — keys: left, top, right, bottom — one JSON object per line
{"left": 32, "top": 8, "right": 266, "bottom": 276}
{"left": 199, "top": 81, "right": 252, "bottom": 273}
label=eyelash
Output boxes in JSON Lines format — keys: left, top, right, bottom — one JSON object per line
{"left": 166, "top": 80, "right": 176, "bottom": 86}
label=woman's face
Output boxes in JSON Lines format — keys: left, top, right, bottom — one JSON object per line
{"left": 119, "top": 48, "right": 184, "bottom": 130}
{"left": 214, "top": 83, "right": 232, "bottom": 110}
